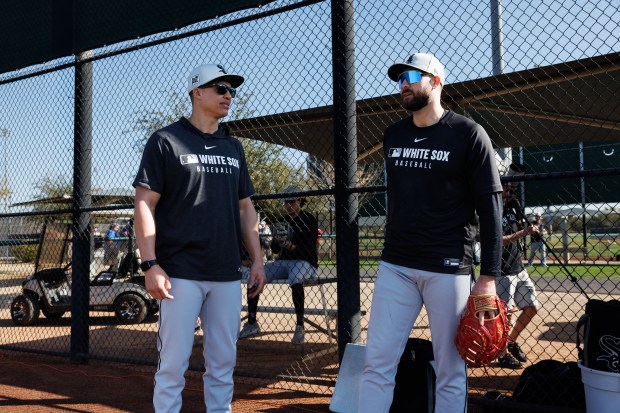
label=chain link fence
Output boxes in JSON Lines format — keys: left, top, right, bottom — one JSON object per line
{"left": 0, "top": 0, "right": 619, "bottom": 410}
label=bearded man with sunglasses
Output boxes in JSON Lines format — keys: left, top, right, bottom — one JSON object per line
{"left": 133, "top": 64, "right": 266, "bottom": 413}
{"left": 358, "top": 53, "right": 502, "bottom": 413}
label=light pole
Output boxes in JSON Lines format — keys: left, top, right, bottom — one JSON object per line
{"left": 0, "top": 128, "right": 10, "bottom": 212}
{"left": 0, "top": 128, "right": 9, "bottom": 259}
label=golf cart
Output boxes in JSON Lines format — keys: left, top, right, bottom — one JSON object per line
{"left": 10, "top": 218, "right": 158, "bottom": 326}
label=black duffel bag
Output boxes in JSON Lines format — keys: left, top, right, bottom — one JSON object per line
{"left": 512, "top": 359, "right": 585, "bottom": 409}
{"left": 576, "top": 299, "right": 620, "bottom": 373}
{"left": 390, "top": 338, "right": 436, "bottom": 413}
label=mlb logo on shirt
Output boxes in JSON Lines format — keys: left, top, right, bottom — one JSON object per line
{"left": 388, "top": 148, "right": 402, "bottom": 157}
{"left": 180, "top": 154, "right": 199, "bottom": 165}
{"left": 444, "top": 258, "right": 461, "bottom": 267}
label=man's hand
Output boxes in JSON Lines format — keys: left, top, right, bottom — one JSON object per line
{"left": 455, "top": 294, "right": 509, "bottom": 366}
{"left": 247, "top": 261, "right": 267, "bottom": 299}
{"left": 524, "top": 224, "right": 539, "bottom": 236}
{"left": 145, "top": 266, "right": 174, "bottom": 300}
{"left": 470, "top": 275, "right": 497, "bottom": 325}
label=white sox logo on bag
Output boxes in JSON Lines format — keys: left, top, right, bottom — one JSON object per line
{"left": 597, "top": 335, "right": 620, "bottom": 372}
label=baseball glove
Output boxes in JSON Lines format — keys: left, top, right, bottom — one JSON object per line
{"left": 455, "top": 294, "right": 509, "bottom": 366}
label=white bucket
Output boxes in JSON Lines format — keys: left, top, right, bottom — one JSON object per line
{"left": 578, "top": 361, "right": 620, "bottom": 413}
{"left": 330, "top": 343, "right": 365, "bottom": 413}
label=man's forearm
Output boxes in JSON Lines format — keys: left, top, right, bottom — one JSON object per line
{"left": 134, "top": 200, "right": 157, "bottom": 260}
{"left": 239, "top": 198, "right": 262, "bottom": 263}
{"left": 476, "top": 192, "right": 503, "bottom": 277}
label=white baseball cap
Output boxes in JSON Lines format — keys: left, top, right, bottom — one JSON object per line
{"left": 387, "top": 53, "right": 446, "bottom": 85}
{"left": 187, "top": 64, "right": 244, "bottom": 94}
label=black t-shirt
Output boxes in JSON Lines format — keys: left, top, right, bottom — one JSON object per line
{"left": 381, "top": 111, "right": 502, "bottom": 275}
{"left": 132, "top": 117, "right": 255, "bottom": 281}
{"left": 271, "top": 210, "right": 318, "bottom": 268}
{"left": 532, "top": 223, "right": 546, "bottom": 242}
{"left": 501, "top": 206, "right": 525, "bottom": 275}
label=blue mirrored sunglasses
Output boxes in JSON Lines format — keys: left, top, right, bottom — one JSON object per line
{"left": 397, "top": 70, "right": 431, "bottom": 89}
{"left": 200, "top": 83, "right": 237, "bottom": 98}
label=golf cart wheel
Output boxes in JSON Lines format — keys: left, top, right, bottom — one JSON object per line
{"left": 11, "top": 294, "right": 40, "bottom": 326}
{"left": 41, "top": 306, "right": 65, "bottom": 321}
{"left": 114, "top": 293, "right": 148, "bottom": 324}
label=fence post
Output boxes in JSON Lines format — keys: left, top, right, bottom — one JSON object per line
{"left": 560, "top": 216, "right": 570, "bottom": 264}
{"left": 332, "top": 0, "right": 362, "bottom": 362}
{"left": 71, "top": 51, "right": 93, "bottom": 364}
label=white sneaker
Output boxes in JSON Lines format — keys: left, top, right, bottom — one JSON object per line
{"left": 239, "top": 322, "right": 260, "bottom": 338}
{"left": 193, "top": 324, "right": 203, "bottom": 347}
{"left": 291, "top": 325, "right": 305, "bottom": 345}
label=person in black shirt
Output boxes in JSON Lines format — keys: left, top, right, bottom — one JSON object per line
{"left": 496, "top": 183, "right": 540, "bottom": 368}
{"left": 133, "top": 63, "right": 266, "bottom": 413}
{"left": 358, "top": 53, "right": 503, "bottom": 413}
{"left": 239, "top": 187, "right": 318, "bottom": 344}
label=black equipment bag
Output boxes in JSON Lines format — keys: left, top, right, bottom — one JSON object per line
{"left": 512, "top": 359, "right": 585, "bottom": 409}
{"left": 576, "top": 299, "right": 620, "bottom": 373}
{"left": 390, "top": 338, "right": 435, "bottom": 413}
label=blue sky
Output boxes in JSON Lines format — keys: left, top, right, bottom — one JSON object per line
{"left": 0, "top": 0, "right": 618, "bottom": 209}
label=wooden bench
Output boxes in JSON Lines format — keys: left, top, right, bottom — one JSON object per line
{"left": 242, "top": 275, "right": 370, "bottom": 361}
{"left": 242, "top": 276, "right": 339, "bottom": 341}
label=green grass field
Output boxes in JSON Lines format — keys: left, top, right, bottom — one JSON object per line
{"left": 321, "top": 231, "right": 620, "bottom": 277}
{"left": 527, "top": 263, "right": 620, "bottom": 279}
{"left": 545, "top": 234, "right": 620, "bottom": 259}
{"left": 319, "top": 260, "right": 620, "bottom": 280}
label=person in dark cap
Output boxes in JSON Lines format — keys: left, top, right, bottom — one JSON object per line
{"left": 239, "top": 186, "right": 318, "bottom": 345}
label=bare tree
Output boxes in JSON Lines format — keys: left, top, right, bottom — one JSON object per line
{"left": 129, "top": 90, "right": 304, "bottom": 220}
{"left": 307, "top": 155, "right": 384, "bottom": 209}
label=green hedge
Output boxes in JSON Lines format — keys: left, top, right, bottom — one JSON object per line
{"left": 10, "top": 244, "right": 38, "bottom": 263}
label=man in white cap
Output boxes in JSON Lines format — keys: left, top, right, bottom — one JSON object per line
{"left": 358, "top": 53, "right": 503, "bottom": 412}
{"left": 133, "top": 63, "right": 266, "bottom": 413}
{"left": 528, "top": 213, "right": 548, "bottom": 267}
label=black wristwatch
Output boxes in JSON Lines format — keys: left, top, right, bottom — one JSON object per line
{"left": 140, "top": 259, "right": 158, "bottom": 272}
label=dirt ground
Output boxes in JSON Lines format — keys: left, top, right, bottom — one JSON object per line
{"left": 1, "top": 259, "right": 614, "bottom": 412}
{"left": 0, "top": 287, "right": 595, "bottom": 413}
{"left": 0, "top": 349, "right": 517, "bottom": 413}
{"left": 0, "top": 350, "right": 334, "bottom": 413}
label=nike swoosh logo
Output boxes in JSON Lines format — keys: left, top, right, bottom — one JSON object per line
{"left": 413, "top": 138, "right": 427, "bottom": 143}
{"left": 205, "top": 145, "right": 217, "bottom": 150}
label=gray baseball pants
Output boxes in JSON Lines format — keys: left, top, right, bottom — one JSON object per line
{"left": 358, "top": 261, "right": 470, "bottom": 413}
{"left": 154, "top": 277, "right": 241, "bottom": 413}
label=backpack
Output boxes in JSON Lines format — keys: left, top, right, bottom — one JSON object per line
{"left": 390, "top": 338, "right": 435, "bottom": 413}
{"left": 512, "top": 359, "right": 585, "bottom": 409}
{"left": 576, "top": 299, "right": 620, "bottom": 373}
